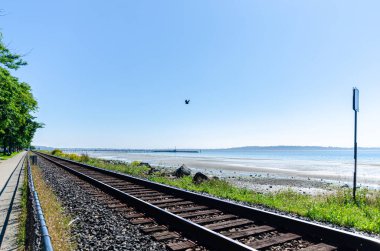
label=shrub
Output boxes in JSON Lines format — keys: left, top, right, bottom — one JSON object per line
{"left": 51, "top": 149, "right": 63, "bottom": 155}
{"left": 80, "top": 154, "right": 90, "bottom": 162}
{"left": 130, "top": 161, "right": 141, "bottom": 166}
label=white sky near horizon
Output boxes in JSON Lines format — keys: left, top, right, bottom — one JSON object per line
{"left": 2, "top": 1, "right": 380, "bottom": 149}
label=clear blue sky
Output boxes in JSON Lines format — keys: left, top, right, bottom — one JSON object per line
{"left": 2, "top": 1, "right": 380, "bottom": 148}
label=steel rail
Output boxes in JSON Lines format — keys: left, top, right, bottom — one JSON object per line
{"left": 35, "top": 151, "right": 380, "bottom": 251}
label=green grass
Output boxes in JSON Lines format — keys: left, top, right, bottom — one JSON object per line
{"left": 150, "top": 175, "right": 380, "bottom": 233}
{"left": 50, "top": 150, "right": 380, "bottom": 234}
{"left": 17, "top": 159, "right": 28, "bottom": 247}
{"left": 0, "top": 151, "right": 20, "bottom": 160}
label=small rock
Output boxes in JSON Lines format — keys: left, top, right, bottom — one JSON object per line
{"left": 341, "top": 184, "right": 349, "bottom": 188}
{"left": 174, "top": 164, "right": 191, "bottom": 177}
{"left": 138, "top": 162, "right": 151, "bottom": 168}
{"left": 192, "top": 172, "right": 209, "bottom": 184}
{"left": 147, "top": 167, "right": 159, "bottom": 175}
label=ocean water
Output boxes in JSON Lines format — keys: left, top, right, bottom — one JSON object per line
{"left": 70, "top": 148, "right": 380, "bottom": 188}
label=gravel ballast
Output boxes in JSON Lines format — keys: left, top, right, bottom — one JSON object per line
{"left": 38, "top": 157, "right": 167, "bottom": 251}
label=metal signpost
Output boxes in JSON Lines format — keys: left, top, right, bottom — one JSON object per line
{"left": 352, "top": 87, "right": 359, "bottom": 200}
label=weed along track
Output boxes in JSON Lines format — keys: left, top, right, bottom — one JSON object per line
{"left": 35, "top": 152, "right": 380, "bottom": 251}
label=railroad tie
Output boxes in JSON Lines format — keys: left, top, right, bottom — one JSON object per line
{"left": 204, "top": 219, "right": 253, "bottom": 231}
{"left": 139, "top": 195, "right": 174, "bottom": 200}
{"left": 114, "top": 207, "right": 135, "bottom": 213}
{"left": 154, "top": 201, "right": 193, "bottom": 208}
{"left": 141, "top": 225, "right": 167, "bottom": 233}
{"left": 192, "top": 214, "right": 237, "bottom": 224}
{"left": 98, "top": 179, "right": 122, "bottom": 183}
{"left": 125, "top": 213, "right": 145, "bottom": 219}
{"left": 247, "top": 232, "right": 301, "bottom": 250}
{"left": 130, "top": 218, "right": 154, "bottom": 225}
{"left": 149, "top": 198, "right": 183, "bottom": 205}
{"left": 298, "top": 243, "right": 337, "bottom": 251}
{"left": 114, "top": 185, "right": 142, "bottom": 189}
{"left": 169, "top": 205, "right": 208, "bottom": 213}
{"left": 178, "top": 209, "right": 220, "bottom": 218}
{"left": 108, "top": 204, "right": 128, "bottom": 209}
{"left": 112, "top": 185, "right": 137, "bottom": 189}
{"left": 124, "top": 189, "right": 155, "bottom": 194}
{"left": 152, "top": 231, "right": 180, "bottom": 241}
{"left": 167, "top": 241, "right": 197, "bottom": 251}
{"left": 223, "top": 225, "right": 275, "bottom": 239}
{"left": 127, "top": 192, "right": 162, "bottom": 197}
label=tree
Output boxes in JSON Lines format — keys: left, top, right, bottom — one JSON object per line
{"left": 0, "top": 33, "right": 27, "bottom": 70}
{"left": 0, "top": 33, "right": 42, "bottom": 154}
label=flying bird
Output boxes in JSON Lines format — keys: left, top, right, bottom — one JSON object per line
{"left": 185, "top": 99, "right": 190, "bottom": 104}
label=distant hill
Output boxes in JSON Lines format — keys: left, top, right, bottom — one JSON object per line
{"left": 225, "top": 146, "right": 380, "bottom": 151}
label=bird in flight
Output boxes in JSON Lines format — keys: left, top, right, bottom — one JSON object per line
{"left": 185, "top": 99, "right": 190, "bottom": 104}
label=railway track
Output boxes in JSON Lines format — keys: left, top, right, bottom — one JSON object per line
{"left": 34, "top": 151, "right": 380, "bottom": 251}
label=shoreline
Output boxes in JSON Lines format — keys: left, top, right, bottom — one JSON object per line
{"left": 71, "top": 151, "right": 380, "bottom": 194}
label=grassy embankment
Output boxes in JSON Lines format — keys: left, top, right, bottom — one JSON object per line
{"left": 0, "top": 151, "right": 20, "bottom": 160}
{"left": 30, "top": 163, "right": 75, "bottom": 250}
{"left": 50, "top": 150, "right": 380, "bottom": 234}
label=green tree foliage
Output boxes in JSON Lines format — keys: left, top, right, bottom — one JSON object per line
{"left": 0, "top": 33, "right": 42, "bottom": 154}
{"left": 0, "top": 34, "right": 27, "bottom": 70}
